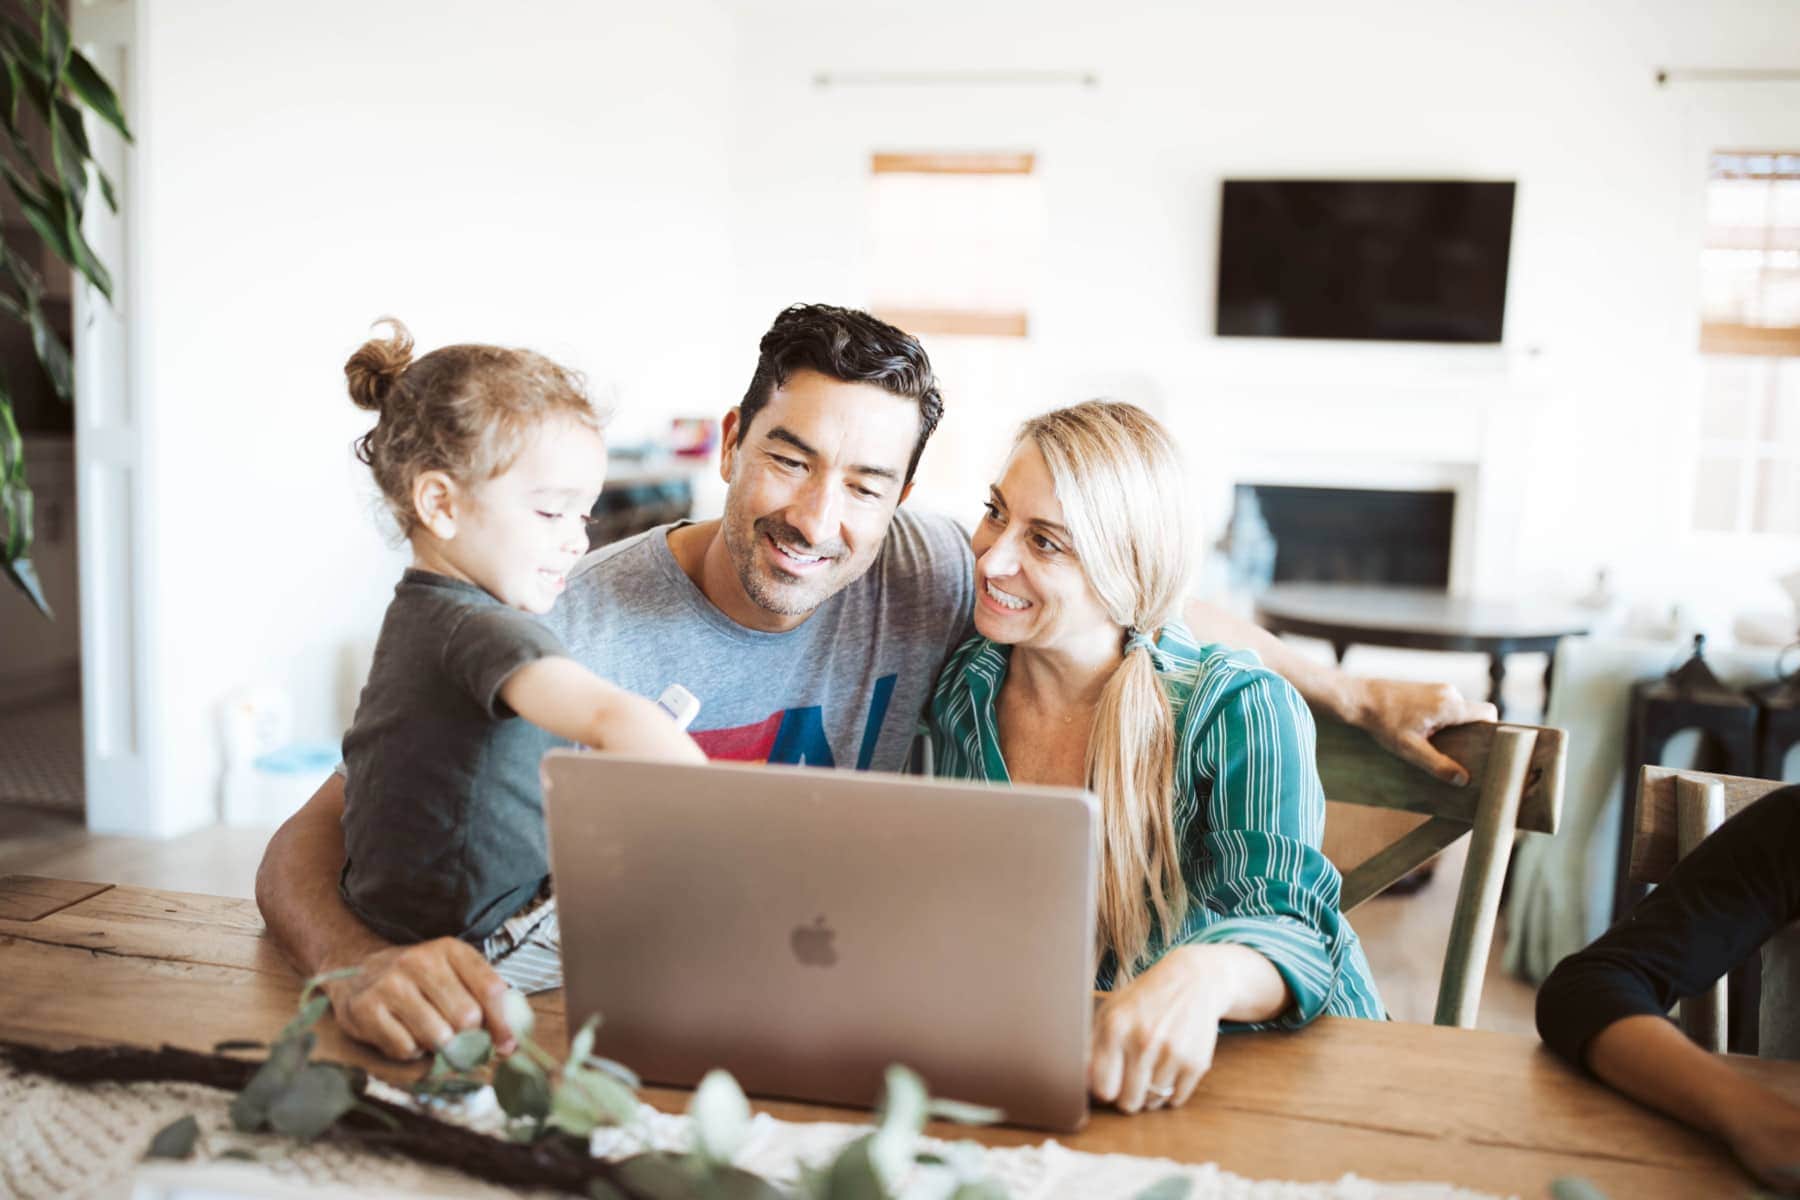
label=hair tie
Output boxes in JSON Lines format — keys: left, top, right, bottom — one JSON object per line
{"left": 1123, "top": 626, "right": 1175, "bottom": 672}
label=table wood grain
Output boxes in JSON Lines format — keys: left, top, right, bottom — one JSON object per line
{"left": 2, "top": 879, "right": 1790, "bottom": 1199}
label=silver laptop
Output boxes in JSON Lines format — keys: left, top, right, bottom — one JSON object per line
{"left": 541, "top": 751, "right": 1098, "bottom": 1132}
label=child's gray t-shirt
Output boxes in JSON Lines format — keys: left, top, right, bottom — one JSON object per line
{"left": 544, "top": 507, "right": 976, "bottom": 771}
{"left": 340, "top": 570, "right": 566, "bottom": 944}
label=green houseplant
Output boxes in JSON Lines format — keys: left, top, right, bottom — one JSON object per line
{"left": 0, "top": 0, "right": 131, "bottom": 617}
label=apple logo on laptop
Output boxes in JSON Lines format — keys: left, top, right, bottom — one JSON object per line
{"left": 791, "top": 915, "right": 837, "bottom": 966}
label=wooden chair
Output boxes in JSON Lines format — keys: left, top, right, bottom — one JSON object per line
{"left": 1313, "top": 707, "right": 1566, "bottom": 1028}
{"left": 1627, "top": 766, "right": 1790, "bottom": 1053}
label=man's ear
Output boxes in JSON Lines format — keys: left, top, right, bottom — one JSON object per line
{"left": 718, "top": 408, "right": 743, "bottom": 484}
{"left": 412, "top": 470, "right": 460, "bottom": 540}
{"left": 897, "top": 479, "right": 914, "bottom": 508}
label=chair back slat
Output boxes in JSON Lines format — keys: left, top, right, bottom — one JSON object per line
{"left": 1312, "top": 706, "right": 1565, "bottom": 1029}
{"left": 1630, "top": 766, "right": 1785, "bottom": 885}
{"left": 1312, "top": 709, "right": 1566, "bottom": 834}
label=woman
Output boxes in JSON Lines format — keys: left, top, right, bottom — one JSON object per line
{"left": 928, "top": 400, "right": 1384, "bottom": 1115}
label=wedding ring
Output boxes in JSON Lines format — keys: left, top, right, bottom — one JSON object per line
{"left": 1146, "top": 1084, "right": 1174, "bottom": 1106}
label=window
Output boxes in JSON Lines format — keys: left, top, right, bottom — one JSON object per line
{"left": 866, "top": 151, "right": 1044, "bottom": 338}
{"left": 1693, "top": 151, "right": 1800, "bottom": 536}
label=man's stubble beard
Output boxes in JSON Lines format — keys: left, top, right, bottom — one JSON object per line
{"left": 721, "top": 499, "right": 846, "bottom": 619}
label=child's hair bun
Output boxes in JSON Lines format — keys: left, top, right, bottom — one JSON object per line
{"left": 345, "top": 318, "right": 415, "bottom": 412}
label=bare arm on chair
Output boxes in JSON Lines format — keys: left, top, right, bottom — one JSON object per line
{"left": 255, "top": 774, "right": 517, "bottom": 1059}
{"left": 1183, "top": 599, "right": 1497, "bottom": 785}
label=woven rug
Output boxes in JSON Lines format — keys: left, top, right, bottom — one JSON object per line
{"left": 0, "top": 697, "right": 83, "bottom": 813}
{"left": 0, "top": 1065, "right": 1510, "bottom": 1200}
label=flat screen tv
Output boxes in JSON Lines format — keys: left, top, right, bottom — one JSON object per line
{"left": 1215, "top": 179, "right": 1515, "bottom": 344}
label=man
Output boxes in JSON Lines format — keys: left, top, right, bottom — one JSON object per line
{"left": 257, "top": 303, "right": 1492, "bottom": 1059}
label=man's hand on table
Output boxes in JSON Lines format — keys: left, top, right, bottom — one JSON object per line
{"left": 320, "top": 937, "right": 518, "bottom": 1060}
{"left": 1349, "top": 677, "right": 1498, "bottom": 787}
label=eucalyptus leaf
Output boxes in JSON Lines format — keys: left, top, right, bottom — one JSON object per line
{"left": 439, "top": 1028, "right": 493, "bottom": 1072}
{"left": 688, "top": 1068, "right": 751, "bottom": 1166}
{"left": 702, "top": 1166, "right": 791, "bottom": 1200}
{"left": 501, "top": 988, "right": 535, "bottom": 1040}
{"left": 611, "top": 1152, "right": 700, "bottom": 1200}
{"left": 66, "top": 49, "right": 131, "bottom": 140}
{"left": 548, "top": 1065, "right": 637, "bottom": 1137}
{"left": 277, "top": 995, "right": 331, "bottom": 1043}
{"left": 298, "top": 966, "right": 359, "bottom": 1007}
{"left": 229, "top": 1033, "right": 313, "bottom": 1132}
{"left": 1548, "top": 1181, "right": 1611, "bottom": 1200}
{"left": 267, "top": 1063, "right": 358, "bottom": 1140}
{"left": 407, "top": 1074, "right": 485, "bottom": 1101}
{"left": 568, "top": 1014, "right": 599, "bottom": 1067}
{"left": 144, "top": 1113, "right": 198, "bottom": 1160}
{"left": 822, "top": 1134, "right": 889, "bottom": 1200}
{"left": 867, "top": 1065, "right": 929, "bottom": 1187}
{"left": 925, "top": 1097, "right": 1004, "bottom": 1126}
{"left": 494, "top": 1055, "right": 551, "bottom": 1122}
{"left": 1132, "top": 1178, "right": 1192, "bottom": 1200}
{"left": 589, "top": 1055, "right": 640, "bottom": 1090}
{"left": 949, "top": 1183, "right": 1011, "bottom": 1200}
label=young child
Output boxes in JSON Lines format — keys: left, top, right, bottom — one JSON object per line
{"left": 337, "top": 318, "right": 704, "bottom": 953}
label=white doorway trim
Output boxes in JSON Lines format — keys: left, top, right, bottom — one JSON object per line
{"left": 72, "top": 0, "right": 159, "bottom": 834}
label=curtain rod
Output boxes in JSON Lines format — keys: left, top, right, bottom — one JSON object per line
{"left": 1655, "top": 67, "right": 1800, "bottom": 86}
{"left": 813, "top": 70, "right": 1099, "bottom": 89}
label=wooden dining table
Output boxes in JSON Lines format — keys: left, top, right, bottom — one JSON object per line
{"left": 2, "top": 875, "right": 1793, "bottom": 1199}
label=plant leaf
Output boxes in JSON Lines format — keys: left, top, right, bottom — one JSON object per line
{"left": 688, "top": 1068, "right": 752, "bottom": 1166}
{"left": 61, "top": 193, "right": 110, "bottom": 300}
{"left": 611, "top": 1152, "right": 702, "bottom": 1200}
{"left": 1549, "top": 1180, "right": 1612, "bottom": 1200}
{"left": 27, "top": 296, "right": 70, "bottom": 401}
{"left": 277, "top": 995, "right": 330, "bottom": 1043}
{"left": 548, "top": 1065, "right": 637, "bottom": 1138}
{"left": 39, "top": 0, "right": 69, "bottom": 80}
{"left": 949, "top": 1183, "right": 1011, "bottom": 1200}
{"left": 439, "top": 1028, "right": 492, "bottom": 1073}
{"left": 501, "top": 988, "right": 535, "bottom": 1040}
{"left": 867, "top": 1064, "right": 928, "bottom": 1188}
{"left": 407, "top": 1074, "right": 484, "bottom": 1100}
{"left": 494, "top": 1055, "right": 551, "bottom": 1122}
{"left": 298, "top": 966, "right": 359, "bottom": 1008}
{"left": 822, "top": 1134, "right": 889, "bottom": 1200}
{"left": 1132, "top": 1178, "right": 1193, "bottom": 1200}
{"left": 589, "top": 1056, "right": 640, "bottom": 1091}
{"left": 702, "top": 1166, "right": 790, "bottom": 1199}
{"left": 228, "top": 1032, "right": 313, "bottom": 1132}
{"left": 267, "top": 1063, "right": 359, "bottom": 1141}
{"left": 65, "top": 49, "right": 131, "bottom": 141}
{"left": 568, "top": 1014, "right": 598, "bottom": 1068}
{"left": 586, "top": 1179, "right": 631, "bottom": 1200}
{"left": 926, "top": 1097, "right": 1004, "bottom": 1126}
{"left": 2, "top": 554, "right": 49, "bottom": 617}
{"left": 144, "top": 1113, "right": 198, "bottom": 1160}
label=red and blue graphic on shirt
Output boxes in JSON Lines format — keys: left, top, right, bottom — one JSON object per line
{"left": 691, "top": 674, "right": 897, "bottom": 769}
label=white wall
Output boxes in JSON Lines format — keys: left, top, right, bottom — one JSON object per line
{"left": 726, "top": 0, "right": 1800, "bottom": 622}
{"left": 130, "top": 0, "right": 737, "bottom": 834}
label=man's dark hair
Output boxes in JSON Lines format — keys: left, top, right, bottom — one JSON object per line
{"left": 738, "top": 304, "right": 943, "bottom": 484}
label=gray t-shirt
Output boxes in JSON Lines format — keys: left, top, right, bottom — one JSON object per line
{"left": 545, "top": 507, "right": 975, "bottom": 771}
{"left": 340, "top": 570, "right": 566, "bottom": 944}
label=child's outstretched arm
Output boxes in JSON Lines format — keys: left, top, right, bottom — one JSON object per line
{"left": 500, "top": 657, "right": 707, "bottom": 763}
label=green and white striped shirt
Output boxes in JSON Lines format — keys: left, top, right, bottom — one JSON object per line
{"left": 927, "top": 620, "right": 1386, "bottom": 1028}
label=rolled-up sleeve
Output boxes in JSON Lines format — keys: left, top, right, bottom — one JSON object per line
{"left": 1176, "top": 668, "right": 1356, "bottom": 1029}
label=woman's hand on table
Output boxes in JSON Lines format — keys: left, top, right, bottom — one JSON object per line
{"left": 1088, "top": 946, "right": 1229, "bottom": 1113}
{"left": 321, "top": 937, "right": 516, "bottom": 1060}
{"left": 1351, "top": 677, "right": 1496, "bottom": 786}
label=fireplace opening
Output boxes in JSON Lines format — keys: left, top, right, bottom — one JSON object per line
{"left": 1233, "top": 484, "right": 1455, "bottom": 588}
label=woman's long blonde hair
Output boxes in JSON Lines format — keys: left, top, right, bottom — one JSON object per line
{"left": 1016, "top": 401, "right": 1194, "bottom": 981}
